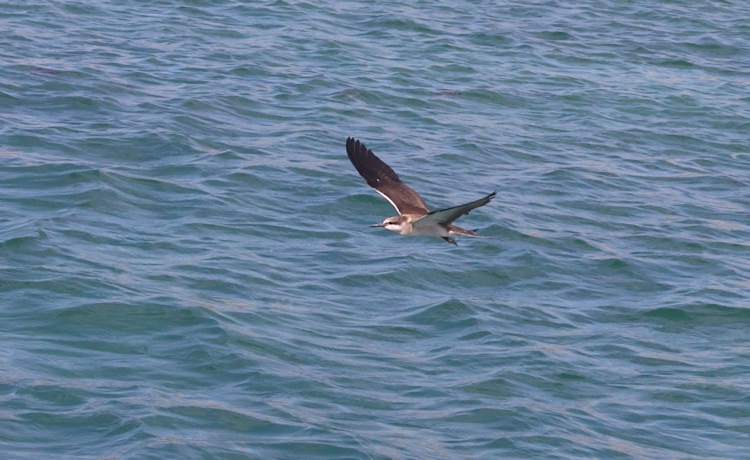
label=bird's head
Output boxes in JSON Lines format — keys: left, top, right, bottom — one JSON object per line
{"left": 371, "top": 216, "right": 405, "bottom": 233}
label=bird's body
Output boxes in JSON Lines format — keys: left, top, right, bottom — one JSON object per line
{"left": 346, "top": 137, "right": 495, "bottom": 245}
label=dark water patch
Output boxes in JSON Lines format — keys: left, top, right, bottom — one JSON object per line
{"left": 536, "top": 30, "right": 575, "bottom": 41}
{"left": 643, "top": 307, "right": 693, "bottom": 321}
{"left": 596, "top": 303, "right": 750, "bottom": 338}
{"left": 401, "top": 298, "right": 478, "bottom": 331}
{"left": 0, "top": 220, "right": 45, "bottom": 247}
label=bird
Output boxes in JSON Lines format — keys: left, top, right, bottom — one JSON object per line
{"left": 346, "top": 137, "right": 496, "bottom": 245}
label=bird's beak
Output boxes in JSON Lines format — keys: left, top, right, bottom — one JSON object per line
{"left": 370, "top": 223, "right": 385, "bottom": 227}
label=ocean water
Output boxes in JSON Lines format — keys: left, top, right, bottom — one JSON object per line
{"left": 2, "top": 0, "right": 749, "bottom": 458}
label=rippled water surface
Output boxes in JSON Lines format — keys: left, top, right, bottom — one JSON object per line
{"left": 2, "top": 1, "right": 750, "bottom": 458}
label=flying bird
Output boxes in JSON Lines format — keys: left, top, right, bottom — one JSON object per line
{"left": 346, "top": 137, "right": 495, "bottom": 245}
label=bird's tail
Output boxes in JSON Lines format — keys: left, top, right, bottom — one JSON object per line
{"left": 447, "top": 225, "right": 482, "bottom": 237}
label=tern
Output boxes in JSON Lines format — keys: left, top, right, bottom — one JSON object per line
{"left": 346, "top": 137, "right": 496, "bottom": 245}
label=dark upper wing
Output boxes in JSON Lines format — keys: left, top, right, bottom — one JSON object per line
{"left": 346, "top": 137, "right": 429, "bottom": 215}
{"left": 414, "top": 192, "right": 496, "bottom": 227}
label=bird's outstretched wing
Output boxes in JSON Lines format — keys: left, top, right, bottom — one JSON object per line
{"left": 413, "top": 192, "right": 496, "bottom": 228}
{"left": 346, "top": 137, "right": 430, "bottom": 215}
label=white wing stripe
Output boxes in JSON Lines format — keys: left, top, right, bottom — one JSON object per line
{"left": 375, "top": 189, "right": 402, "bottom": 215}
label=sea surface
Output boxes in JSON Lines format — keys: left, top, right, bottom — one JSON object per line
{"left": 2, "top": 1, "right": 749, "bottom": 458}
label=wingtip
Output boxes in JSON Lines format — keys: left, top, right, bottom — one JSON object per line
{"left": 346, "top": 137, "right": 363, "bottom": 162}
{"left": 346, "top": 137, "right": 369, "bottom": 159}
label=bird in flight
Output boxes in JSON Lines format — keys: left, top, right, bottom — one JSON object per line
{"left": 346, "top": 137, "right": 496, "bottom": 245}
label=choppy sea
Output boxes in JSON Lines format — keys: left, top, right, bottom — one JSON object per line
{"left": 2, "top": 1, "right": 749, "bottom": 458}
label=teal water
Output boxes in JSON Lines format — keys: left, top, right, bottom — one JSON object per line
{"left": 2, "top": 1, "right": 749, "bottom": 458}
